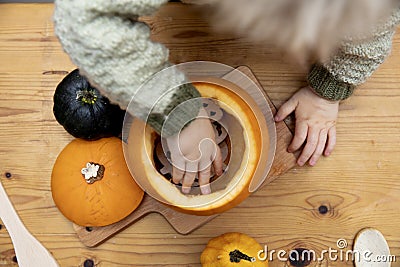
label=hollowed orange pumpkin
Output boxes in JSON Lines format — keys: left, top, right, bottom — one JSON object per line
{"left": 124, "top": 78, "right": 270, "bottom": 215}
{"left": 51, "top": 137, "right": 144, "bottom": 226}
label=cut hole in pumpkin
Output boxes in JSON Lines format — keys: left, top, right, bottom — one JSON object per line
{"left": 124, "top": 79, "right": 271, "bottom": 215}
{"left": 142, "top": 98, "right": 248, "bottom": 199}
{"left": 152, "top": 115, "right": 236, "bottom": 195}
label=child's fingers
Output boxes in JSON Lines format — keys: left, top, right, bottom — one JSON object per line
{"left": 309, "top": 128, "right": 328, "bottom": 166}
{"left": 212, "top": 145, "right": 223, "bottom": 176}
{"left": 198, "top": 165, "right": 212, "bottom": 195}
{"left": 171, "top": 156, "right": 185, "bottom": 184}
{"left": 275, "top": 97, "right": 297, "bottom": 122}
{"left": 297, "top": 127, "right": 319, "bottom": 166}
{"left": 181, "top": 161, "right": 197, "bottom": 194}
{"left": 288, "top": 121, "right": 308, "bottom": 152}
{"left": 324, "top": 126, "right": 336, "bottom": 156}
{"left": 172, "top": 166, "right": 184, "bottom": 185}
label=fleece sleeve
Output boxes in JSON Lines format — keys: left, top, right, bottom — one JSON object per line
{"left": 307, "top": 7, "right": 400, "bottom": 101}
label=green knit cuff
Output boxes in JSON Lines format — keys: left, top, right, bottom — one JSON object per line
{"left": 147, "top": 83, "right": 201, "bottom": 137}
{"left": 307, "top": 64, "right": 356, "bottom": 101}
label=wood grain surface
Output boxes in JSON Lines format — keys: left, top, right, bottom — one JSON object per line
{"left": 1, "top": 3, "right": 400, "bottom": 267}
{"left": 73, "top": 65, "right": 297, "bottom": 248}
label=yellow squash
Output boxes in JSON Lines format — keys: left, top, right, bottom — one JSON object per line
{"left": 201, "top": 232, "right": 268, "bottom": 266}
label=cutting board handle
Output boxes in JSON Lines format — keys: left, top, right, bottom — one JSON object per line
{"left": 73, "top": 194, "right": 216, "bottom": 247}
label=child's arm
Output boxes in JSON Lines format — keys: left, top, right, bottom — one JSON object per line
{"left": 276, "top": 7, "right": 400, "bottom": 166}
{"left": 53, "top": 0, "right": 222, "bottom": 194}
{"left": 53, "top": 0, "right": 198, "bottom": 136}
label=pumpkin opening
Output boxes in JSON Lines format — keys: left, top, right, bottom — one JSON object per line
{"left": 152, "top": 107, "right": 244, "bottom": 196}
{"left": 124, "top": 78, "right": 270, "bottom": 215}
{"left": 138, "top": 97, "right": 251, "bottom": 203}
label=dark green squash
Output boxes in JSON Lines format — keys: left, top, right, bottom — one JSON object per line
{"left": 53, "top": 69, "right": 125, "bottom": 140}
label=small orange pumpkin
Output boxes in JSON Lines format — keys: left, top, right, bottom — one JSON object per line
{"left": 201, "top": 232, "right": 268, "bottom": 266}
{"left": 51, "top": 137, "right": 144, "bottom": 226}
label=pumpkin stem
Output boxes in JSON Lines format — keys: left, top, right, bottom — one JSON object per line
{"left": 76, "top": 89, "right": 98, "bottom": 105}
{"left": 81, "top": 162, "right": 105, "bottom": 184}
{"left": 229, "top": 249, "right": 256, "bottom": 263}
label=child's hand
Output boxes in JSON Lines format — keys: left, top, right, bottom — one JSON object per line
{"left": 166, "top": 108, "right": 223, "bottom": 195}
{"left": 274, "top": 86, "right": 339, "bottom": 166}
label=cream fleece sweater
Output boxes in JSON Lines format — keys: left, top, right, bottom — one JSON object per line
{"left": 53, "top": 0, "right": 200, "bottom": 137}
{"left": 53, "top": 1, "right": 400, "bottom": 135}
{"left": 308, "top": 7, "right": 400, "bottom": 101}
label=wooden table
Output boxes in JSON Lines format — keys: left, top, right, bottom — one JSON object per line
{"left": 1, "top": 3, "right": 399, "bottom": 267}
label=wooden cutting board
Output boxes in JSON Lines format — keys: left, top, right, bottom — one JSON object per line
{"left": 73, "top": 66, "right": 297, "bottom": 247}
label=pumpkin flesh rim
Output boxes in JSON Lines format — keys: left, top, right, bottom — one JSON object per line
{"left": 125, "top": 80, "right": 268, "bottom": 214}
